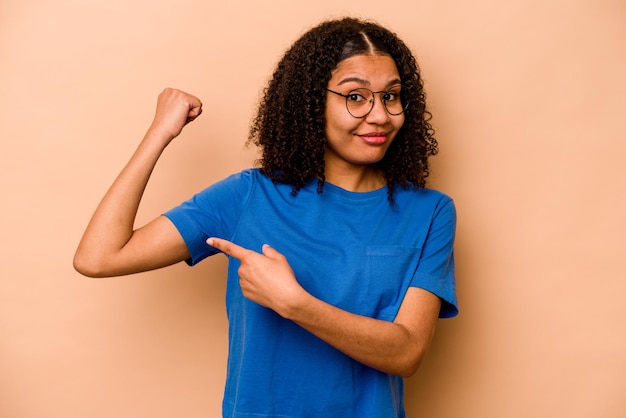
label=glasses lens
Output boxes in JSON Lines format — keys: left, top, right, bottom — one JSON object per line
{"left": 383, "top": 86, "right": 408, "bottom": 115}
{"left": 345, "top": 88, "right": 374, "bottom": 118}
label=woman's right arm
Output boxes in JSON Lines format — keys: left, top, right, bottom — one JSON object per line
{"left": 73, "top": 88, "right": 203, "bottom": 278}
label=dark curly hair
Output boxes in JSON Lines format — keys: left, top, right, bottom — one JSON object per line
{"left": 248, "top": 17, "right": 438, "bottom": 201}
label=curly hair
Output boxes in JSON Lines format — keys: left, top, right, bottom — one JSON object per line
{"left": 248, "top": 17, "right": 438, "bottom": 201}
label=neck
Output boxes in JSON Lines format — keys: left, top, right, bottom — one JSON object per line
{"left": 323, "top": 164, "right": 386, "bottom": 192}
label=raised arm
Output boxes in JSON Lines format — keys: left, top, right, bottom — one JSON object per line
{"left": 73, "top": 88, "right": 202, "bottom": 278}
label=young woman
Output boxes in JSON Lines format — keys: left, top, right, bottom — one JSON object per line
{"left": 74, "top": 17, "right": 458, "bottom": 418}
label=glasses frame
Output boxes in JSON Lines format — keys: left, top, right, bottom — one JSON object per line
{"left": 325, "top": 86, "right": 409, "bottom": 118}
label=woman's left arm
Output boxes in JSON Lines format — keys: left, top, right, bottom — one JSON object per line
{"left": 207, "top": 238, "right": 441, "bottom": 377}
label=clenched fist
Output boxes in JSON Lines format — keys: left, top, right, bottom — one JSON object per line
{"left": 149, "top": 88, "right": 203, "bottom": 142}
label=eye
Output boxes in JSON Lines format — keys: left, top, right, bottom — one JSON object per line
{"left": 346, "top": 91, "right": 368, "bottom": 103}
{"left": 383, "top": 89, "right": 401, "bottom": 102}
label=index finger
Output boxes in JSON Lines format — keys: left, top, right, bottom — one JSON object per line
{"left": 207, "top": 237, "right": 252, "bottom": 260}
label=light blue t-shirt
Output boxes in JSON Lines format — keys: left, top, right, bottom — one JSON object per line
{"left": 164, "top": 169, "right": 458, "bottom": 418}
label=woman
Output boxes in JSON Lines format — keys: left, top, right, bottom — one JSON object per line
{"left": 74, "top": 17, "right": 458, "bottom": 418}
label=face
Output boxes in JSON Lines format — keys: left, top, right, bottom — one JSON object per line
{"left": 324, "top": 54, "right": 405, "bottom": 174}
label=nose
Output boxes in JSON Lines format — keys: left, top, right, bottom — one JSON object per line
{"left": 364, "top": 94, "right": 391, "bottom": 124}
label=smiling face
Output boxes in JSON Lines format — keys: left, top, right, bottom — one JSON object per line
{"left": 324, "top": 54, "right": 405, "bottom": 185}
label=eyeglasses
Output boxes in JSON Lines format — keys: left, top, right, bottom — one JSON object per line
{"left": 325, "top": 86, "right": 409, "bottom": 118}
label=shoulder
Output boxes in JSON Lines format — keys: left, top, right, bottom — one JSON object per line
{"left": 180, "top": 169, "right": 261, "bottom": 211}
{"left": 395, "top": 185, "right": 455, "bottom": 212}
{"left": 219, "top": 168, "right": 263, "bottom": 185}
{"left": 224, "top": 168, "right": 290, "bottom": 188}
{"left": 388, "top": 187, "right": 457, "bottom": 235}
{"left": 201, "top": 168, "right": 269, "bottom": 195}
{"left": 203, "top": 169, "right": 301, "bottom": 209}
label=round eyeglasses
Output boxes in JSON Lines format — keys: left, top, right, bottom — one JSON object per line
{"left": 325, "top": 86, "right": 409, "bottom": 118}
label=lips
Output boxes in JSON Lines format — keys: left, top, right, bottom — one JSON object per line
{"left": 358, "top": 132, "right": 388, "bottom": 146}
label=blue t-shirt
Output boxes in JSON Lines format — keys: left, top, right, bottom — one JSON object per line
{"left": 164, "top": 169, "right": 458, "bottom": 418}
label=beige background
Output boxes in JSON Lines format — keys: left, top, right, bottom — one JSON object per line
{"left": 1, "top": 0, "right": 625, "bottom": 417}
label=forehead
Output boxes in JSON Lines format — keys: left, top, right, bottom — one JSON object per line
{"left": 329, "top": 54, "right": 400, "bottom": 86}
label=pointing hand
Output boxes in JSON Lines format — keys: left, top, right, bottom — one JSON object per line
{"left": 207, "top": 237, "right": 306, "bottom": 317}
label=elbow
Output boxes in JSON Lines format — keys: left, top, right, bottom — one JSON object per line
{"left": 401, "top": 360, "right": 423, "bottom": 378}
{"left": 72, "top": 256, "right": 99, "bottom": 278}
{"left": 392, "top": 345, "right": 428, "bottom": 378}
{"left": 395, "top": 355, "right": 422, "bottom": 378}
{"left": 72, "top": 250, "right": 109, "bottom": 278}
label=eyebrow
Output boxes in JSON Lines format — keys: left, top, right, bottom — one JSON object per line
{"left": 337, "top": 77, "right": 402, "bottom": 88}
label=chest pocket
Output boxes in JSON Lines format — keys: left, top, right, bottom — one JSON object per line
{"left": 361, "top": 245, "right": 423, "bottom": 320}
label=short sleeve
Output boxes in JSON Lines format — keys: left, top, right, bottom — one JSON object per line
{"left": 163, "top": 171, "right": 254, "bottom": 266}
{"left": 410, "top": 198, "right": 458, "bottom": 318}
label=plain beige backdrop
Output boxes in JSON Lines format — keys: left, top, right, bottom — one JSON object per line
{"left": 1, "top": 0, "right": 625, "bottom": 417}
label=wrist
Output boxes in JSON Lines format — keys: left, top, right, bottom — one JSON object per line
{"left": 143, "top": 124, "right": 176, "bottom": 148}
{"left": 279, "top": 287, "right": 314, "bottom": 321}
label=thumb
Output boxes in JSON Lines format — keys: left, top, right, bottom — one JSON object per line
{"left": 186, "top": 100, "right": 203, "bottom": 123}
{"left": 261, "top": 243, "right": 282, "bottom": 259}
